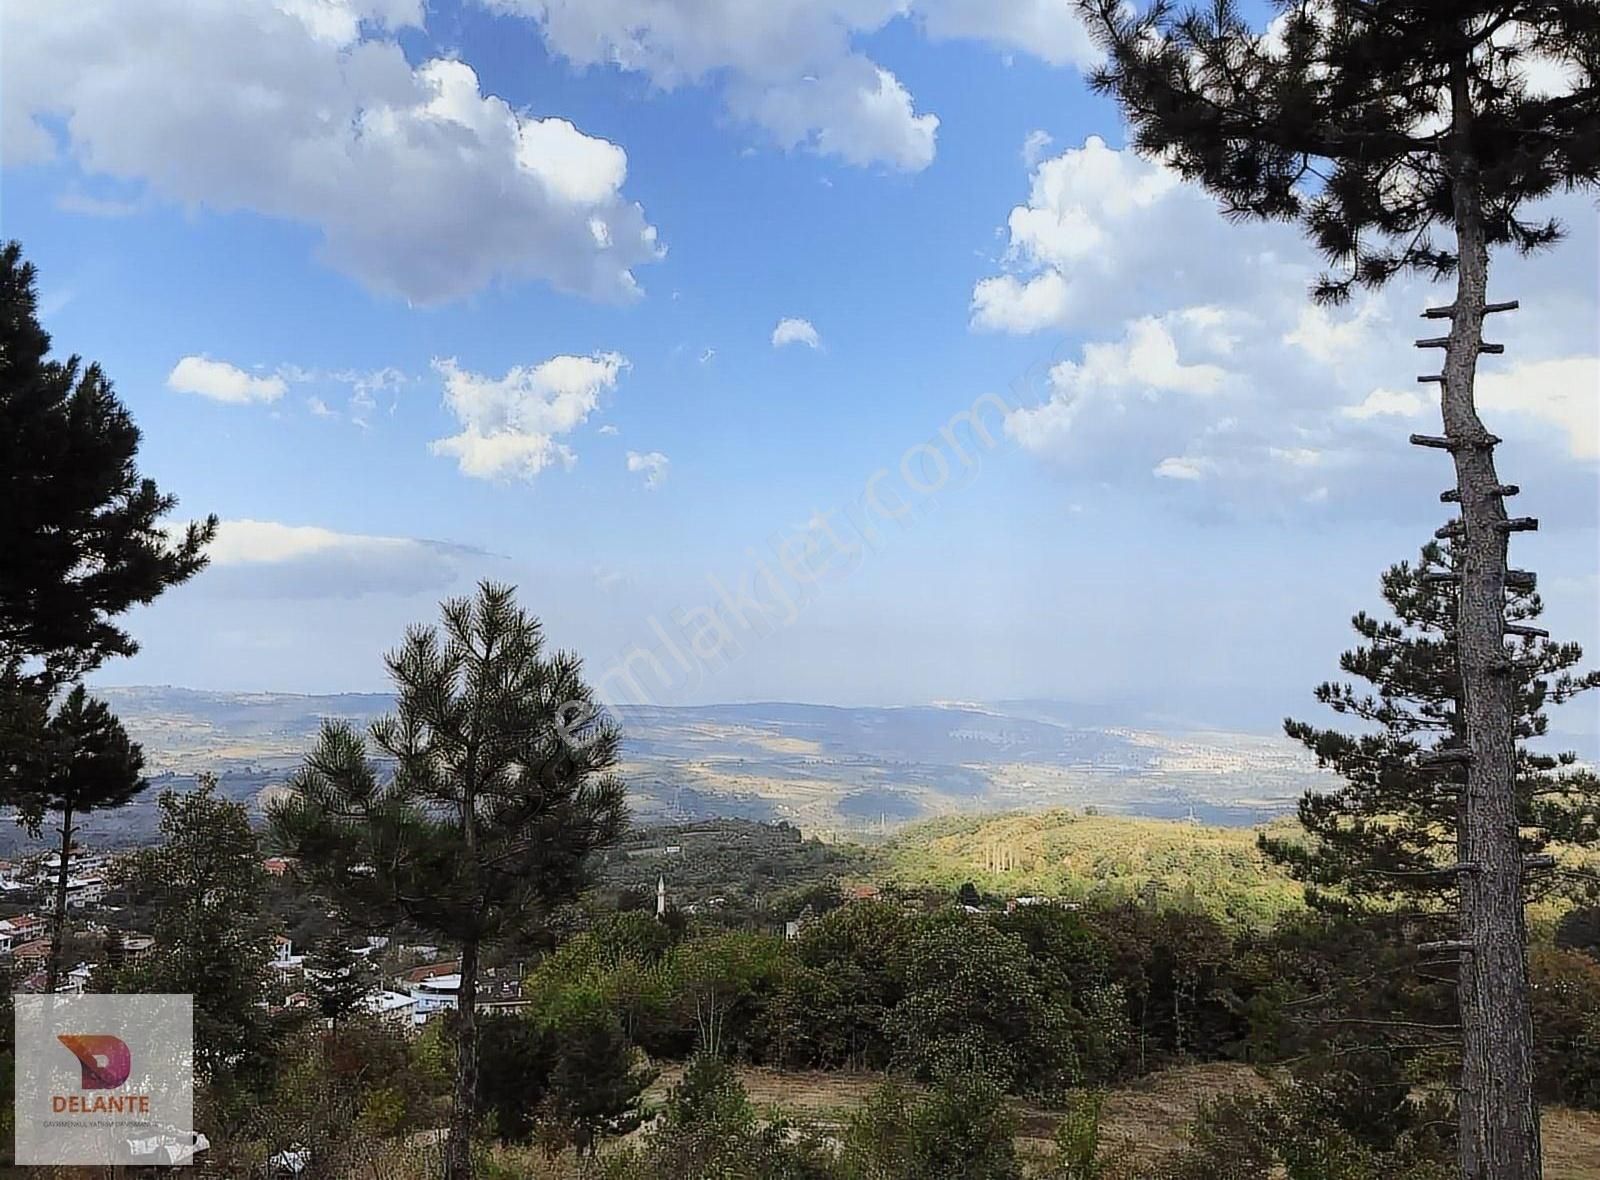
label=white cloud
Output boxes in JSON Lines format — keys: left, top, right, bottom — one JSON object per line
{"left": 431, "top": 353, "right": 627, "bottom": 481}
{"left": 1478, "top": 356, "right": 1600, "bottom": 460}
{"left": 977, "top": 136, "right": 1600, "bottom": 518}
{"left": 484, "top": 0, "right": 1096, "bottom": 172}
{"left": 917, "top": 0, "right": 1099, "bottom": 66}
{"left": 1341, "top": 388, "right": 1430, "bottom": 420}
{"left": 184, "top": 517, "right": 486, "bottom": 598}
{"left": 307, "top": 396, "right": 336, "bottom": 418}
{"left": 1283, "top": 299, "right": 1385, "bottom": 365}
{"left": 1154, "top": 456, "right": 1209, "bottom": 481}
{"left": 598, "top": 424, "right": 620, "bottom": 436}
{"left": 626, "top": 450, "right": 670, "bottom": 490}
{"left": 1005, "top": 316, "right": 1229, "bottom": 457}
{"left": 1058, "top": 317, "right": 1227, "bottom": 397}
{"left": 1269, "top": 446, "right": 1324, "bottom": 468}
{"left": 972, "top": 136, "right": 1196, "bottom": 333}
{"left": 772, "top": 317, "right": 822, "bottom": 349}
{"left": 753, "top": 65, "right": 939, "bottom": 172}
{"left": 1021, "top": 129, "right": 1053, "bottom": 168}
{"left": 971, "top": 271, "right": 1071, "bottom": 334}
{"left": 2, "top": 0, "right": 662, "bottom": 304}
{"left": 167, "top": 356, "right": 288, "bottom": 404}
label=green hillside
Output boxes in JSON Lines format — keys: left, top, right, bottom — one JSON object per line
{"left": 879, "top": 809, "right": 1307, "bottom": 926}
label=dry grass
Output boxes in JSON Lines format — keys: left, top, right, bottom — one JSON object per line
{"left": 652, "top": 1059, "right": 1598, "bottom": 1178}
{"left": 214, "top": 1060, "right": 1595, "bottom": 1179}
{"left": 1547, "top": 1105, "right": 1600, "bottom": 1180}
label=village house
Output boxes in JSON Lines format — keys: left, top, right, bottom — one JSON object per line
{"left": 11, "top": 936, "right": 51, "bottom": 971}
{"left": 392, "top": 960, "right": 462, "bottom": 1024}
{"left": 361, "top": 989, "right": 421, "bottom": 1027}
{"left": 409, "top": 974, "right": 460, "bottom": 1021}
{"left": 64, "top": 876, "right": 107, "bottom": 909}
{"left": 0, "top": 914, "right": 48, "bottom": 945}
{"left": 119, "top": 934, "right": 156, "bottom": 965}
{"left": 270, "top": 936, "right": 306, "bottom": 982}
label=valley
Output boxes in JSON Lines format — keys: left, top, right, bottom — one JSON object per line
{"left": 53, "top": 687, "right": 1333, "bottom": 850}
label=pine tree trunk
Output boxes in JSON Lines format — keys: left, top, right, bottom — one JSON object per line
{"left": 445, "top": 936, "right": 480, "bottom": 1180}
{"left": 46, "top": 807, "right": 72, "bottom": 995}
{"left": 1445, "top": 53, "right": 1541, "bottom": 1180}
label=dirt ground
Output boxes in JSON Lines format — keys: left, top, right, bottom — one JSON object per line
{"left": 649, "top": 1059, "right": 1600, "bottom": 1178}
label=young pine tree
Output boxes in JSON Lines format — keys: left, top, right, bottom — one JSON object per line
{"left": 540, "top": 1009, "right": 657, "bottom": 1157}
{"left": 1263, "top": 541, "right": 1600, "bottom": 910}
{"left": 270, "top": 582, "right": 629, "bottom": 1180}
{"left": 20, "top": 686, "right": 147, "bottom": 993}
{"left": 304, "top": 936, "right": 375, "bottom": 1032}
{"left": 1080, "top": 6, "right": 1600, "bottom": 1175}
{"left": 0, "top": 241, "right": 215, "bottom": 695}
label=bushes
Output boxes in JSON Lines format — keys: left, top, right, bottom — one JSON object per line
{"left": 1531, "top": 945, "right": 1600, "bottom": 1109}
{"left": 1045, "top": 1090, "right": 1106, "bottom": 1180}
{"left": 1143, "top": 1071, "right": 1454, "bottom": 1180}
{"left": 775, "top": 900, "right": 914, "bottom": 1070}
{"left": 604, "top": 1058, "right": 1022, "bottom": 1180}
{"left": 840, "top": 1074, "right": 1021, "bottom": 1180}
{"left": 476, "top": 1009, "right": 655, "bottom": 1154}
{"left": 885, "top": 910, "right": 1079, "bottom": 1096}
{"left": 599, "top": 1055, "right": 837, "bottom": 1180}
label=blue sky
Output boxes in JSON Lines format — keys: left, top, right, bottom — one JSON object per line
{"left": 3, "top": 0, "right": 1597, "bottom": 740}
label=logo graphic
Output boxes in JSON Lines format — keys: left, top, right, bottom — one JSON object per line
{"left": 57, "top": 1035, "right": 132, "bottom": 1090}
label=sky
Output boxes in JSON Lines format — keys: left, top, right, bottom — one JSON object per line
{"left": 2, "top": 0, "right": 1597, "bottom": 739}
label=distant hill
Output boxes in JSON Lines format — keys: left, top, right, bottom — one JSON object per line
{"left": 880, "top": 809, "right": 1308, "bottom": 925}
{"left": 74, "top": 687, "right": 1332, "bottom": 842}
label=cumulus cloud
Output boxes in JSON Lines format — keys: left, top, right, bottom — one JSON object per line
{"left": 186, "top": 518, "right": 488, "bottom": 598}
{"left": 431, "top": 352, "right": 628, "bottom": 481}
{"left": 1478, "top": 356, "right": 1600, "bottom": 461}
{"left": 971, "top": 135, "right": 1295, "bottom": 335}
{"left": 1341, "top": 388, "right": 1430, "bottom": 420}
{"left": 167, "top": 356, "right": 287, "bottom": 404}
{"left": 772, "top": 317, "right": 822, "bottom": 349}
{"left": 976, "top": 135, "right": 1598, "bottom": 519}
{"left": 626, "top": 450, "right": 670, "bottom": 490}
{"left": 1, "top": 0, "right": 662, "bottom": 304}
{"left": 917, "top": 0, "right": 1099, "bottom": 66}
{"left": 971, "top": 136, "right": 1180, "bottom": 332}
{"left": 1283, "top": 300, "right": 1386, "bottom": 365}
{"left": 1005, "top": 316, "right": 1230, "bottom": 457}
{"left": 484, "top": 0, "right": 1097, "bottom": 171}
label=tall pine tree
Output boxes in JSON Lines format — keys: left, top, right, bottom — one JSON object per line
{"left": 270, "top": 582, "right": 629, "bottom": 1180}
{"left": 0, "top": 241, "right": 216, "bottom": 694}
{"left": 1079, "top": 5, "right": 1600, "bottom": 1175}
{"left": 20, "top": 686, "right": 147, "bottom": 993}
